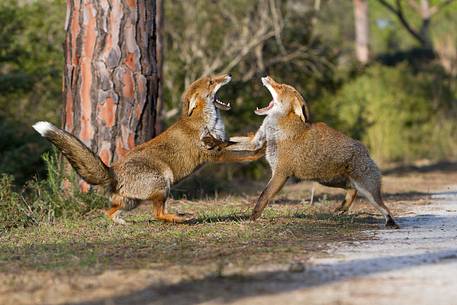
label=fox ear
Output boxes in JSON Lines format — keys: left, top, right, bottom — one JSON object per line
{"left": 302, "top": 104, "right": 310, "bottom": 122}
{"left": 188, "top": 96, "right": 198, "bottom": 116}
{"left": 293, "top": 101, "right": 307, "bottom": 123}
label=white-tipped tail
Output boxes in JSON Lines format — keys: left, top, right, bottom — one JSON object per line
{"left": 32, "top": 121, "right": 56, "bottom": 137}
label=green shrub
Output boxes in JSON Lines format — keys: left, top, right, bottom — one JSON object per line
{"left": 0, "top": 0, "right": 66, "bottom": 184}
{"left": 0, "top": 151, "right": 107, "bottom": 231}
{"left": 316, "top": 63, "right": 457, "bottom": 163}
{"left": 0, "top": 117, "right": 50, "bottom": 185}
{"left": 0, "top": 0, "right": 65, "bottom": 123}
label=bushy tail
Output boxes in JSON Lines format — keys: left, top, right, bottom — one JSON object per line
{"left": 32, "top": 121, "right": 113, "bottom": 188}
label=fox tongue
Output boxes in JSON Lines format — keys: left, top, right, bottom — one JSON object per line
{"left": 254, "top": 101, "right": 274, "bottom": 115}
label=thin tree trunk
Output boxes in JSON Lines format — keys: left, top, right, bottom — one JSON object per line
{"left": 154, "top": 0, "right": 164, "bottom": 134}
{"left": 418, "top": 0, "right": 432, "bottom": 48}
{"left": 63, "top": 0, "right": 159, "bottom": 191}
{"left": 353, "top": 0, "right": 370, "bottom": 64}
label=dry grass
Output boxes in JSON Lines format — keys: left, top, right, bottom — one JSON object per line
{"left": 0, "top": 194, "right": 373, "bottom": 276}
{"left": 4, "top": 161, "right": 456, "bottom": 277}
{"left": 1, "top": 162, "right": 456, "bottom": 305}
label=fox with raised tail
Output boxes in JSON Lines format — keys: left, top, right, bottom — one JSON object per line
{"left": 238, "top": 76, "right": 399, "bottom": 228}
{"left": 33, "top": 74, "right": 262, "bottom": 224}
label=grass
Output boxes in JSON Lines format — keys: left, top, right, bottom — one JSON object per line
{"left": 0, "top": 151, "right": 380, "bottom": 278}
{"left": 0, "top": 162, "right": 455, "bottom": 305}
{"left": 0, "top": 151, "right": 107, "bottom": 231}
{"left": 0, "top": 196, "right": 376, "bottom": 276}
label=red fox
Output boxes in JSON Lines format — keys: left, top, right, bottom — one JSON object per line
{"left": 33, "top": 74, "right": 262, "bottom": 224}
{"left": 237, "top": 76, "right": 399, "bottom": 228}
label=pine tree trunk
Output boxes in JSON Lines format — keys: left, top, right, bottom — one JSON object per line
{"left": 62, "top": 0, "right": 159, "bottom": 190}
{"left": 353, "top": 0, "right": 370, "bottom": 64}
{"left": 154, "top": 0, "right": 164, "bottom": 135}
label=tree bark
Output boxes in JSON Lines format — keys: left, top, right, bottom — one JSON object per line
{"left": 353, "top": 0, "right": 370, "bottom": 64}
{"left": 154, "top": 0, "right": 164, "bottom": 135}
{"left": 62, "top": 0, "right": 159, "bottom": 190}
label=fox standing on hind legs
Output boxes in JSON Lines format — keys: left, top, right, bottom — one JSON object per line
{"left": 238, "top": 76, "right": 399, "bottom": 228}
{"left": 33, "top": 74, "right": 262, "bottom": 225}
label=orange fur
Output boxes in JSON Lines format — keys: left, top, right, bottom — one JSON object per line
{"left": 248, "top": 76, "right": 398, "bottom": 228}
{"left": 34, "top": 74, "right": 262, "bottom": 224}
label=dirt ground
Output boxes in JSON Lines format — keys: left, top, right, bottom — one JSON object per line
{"left": 1, "top": 161, "right": 457, "bottom": 305}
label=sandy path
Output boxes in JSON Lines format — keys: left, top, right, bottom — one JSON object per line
{"left": 224, "top": 185, "right": 457, "bottom": 305}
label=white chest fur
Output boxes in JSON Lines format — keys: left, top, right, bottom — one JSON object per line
{"left": 203, "top": 102, "right": 227, "bottom": 141}
{"left": 263, "top": 115, "right": 283, "bottom": 170}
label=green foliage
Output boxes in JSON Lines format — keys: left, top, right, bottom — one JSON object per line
{"left": 0, "top": 116, "right": 50, "bottom": 184}
{"left": 368, "top": 0, "right": 457, "bottom": 54}
{"left": 368, "top": 0, "right": 422, "bottom": 53}
{"left": 0, "top": 0, "right": 65, "bottom": 183}
{"left": 0, "top": 151, "right": 107, "bottom": 231}
{"left": 162, "top": 0, "right": 339, "bottom": 134}
{"left": 0, "top": 0, "right": 456, "bottom": 190}
{"left": 0, "top": 0, "right": 65, "bottom": 123}
{"left": 318, "top": 63, "right": 457, "bottom": 163}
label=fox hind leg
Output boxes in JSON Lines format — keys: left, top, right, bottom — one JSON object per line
{"left": 106, "top": 194, "right": 140, "bottom": 225}
{"left": 335, "top": 189, "right": 358, "bottom": 215}
{"left": 351, "top": 179, "right": 399, "bottom": 229}
{"left": 150, "top": 191, "right": 188, "bottom": 223}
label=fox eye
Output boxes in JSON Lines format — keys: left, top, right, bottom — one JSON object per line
{"left": 209, "top": 80, "right": 214, "bottom": 85}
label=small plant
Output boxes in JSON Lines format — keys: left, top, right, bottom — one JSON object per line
{"left": 0, "top": 174, "right": 27, "bottom": 229}
{"left": 0, "top": 150, "right": 107, "bottom": 231}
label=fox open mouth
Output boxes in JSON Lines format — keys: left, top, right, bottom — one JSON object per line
{"left": 255, "top": 101, "right": 274, "bottom": 115}
{"left": 212, "top": 76, "right": 232, "bottom": 111}
{"left": 213, "top": 95, "right": 231, "bottom": 111}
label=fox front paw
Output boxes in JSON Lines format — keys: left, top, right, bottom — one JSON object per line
{"left": 201, "top": 133, "right": 228, "bottom": 151}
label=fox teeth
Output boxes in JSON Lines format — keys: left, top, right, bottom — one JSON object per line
{"left": 227, "top": 102, "right": 231, "bottom": 107}
{"left": 256, "top": 107, "right": 259, "bottom": 110}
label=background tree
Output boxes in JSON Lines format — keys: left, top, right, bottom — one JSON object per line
{"left": 63, "top": 0, "right": 159, "bottom": 190}
{"left": 154, "top": 0, "right": 165, "bottom": 134}
{"left": 0, "top": 0, "right": 456, "bottom": 187}
{"left": 375, "top": 0, "right": 455, "bottom": 49}
{"left": 162, "top": 0, "right": 336, "bottom": 124}
{"left": 353, "top": 0, "right": 371, "bottom": 63}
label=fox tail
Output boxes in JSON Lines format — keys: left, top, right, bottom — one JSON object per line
{"left": 32, "top": 121, "right": 113, "bottom": 188}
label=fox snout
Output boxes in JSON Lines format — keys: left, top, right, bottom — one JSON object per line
{"left": 260, "top": 75, "right": 281, "bottom": 99}
{"left": 261, "top": 76, "right": 270, "bottom": 86}
{"left": 212, "top": 74, "right": 232, "bottom": 86}
{"left": 257, "top": 76, "right": 309, "bottom": 123}
{"left": 255, "top": 75, "right": 280, "bottom": 116}
{"left": 261, "top": 75, "right": 279, "bottom": 87}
